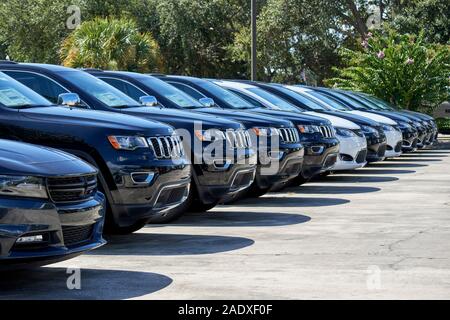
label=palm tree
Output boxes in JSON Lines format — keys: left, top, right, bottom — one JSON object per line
{"left": 61, "top": 17, "right": 164, "bottom": 72}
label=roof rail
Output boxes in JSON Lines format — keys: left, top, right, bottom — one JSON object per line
{"left": 80, "top": 68, "right": 103, "bottom": 72}
{"left": 0, "top": 60, "right": 18, "bottom": 65}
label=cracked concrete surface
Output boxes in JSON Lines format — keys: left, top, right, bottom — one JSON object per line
{"left": 1, "top": 137, "right": 449, "bottom": 299}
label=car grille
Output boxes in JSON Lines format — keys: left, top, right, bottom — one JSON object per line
{"left": 279, "top": 128, "right": 300, "bottom": 143}
{"left": 231, "top": 171, "right": 254, "bottom": 191}
{"left": 62, "top": 224, "right": 94, "bottom": 247}
{"left": 148, "top": 135, "right": 184, "bottom": 159}
{"left": 155, "top": 185, "right": 189, "bottom": 208}
{"left": 356, "top": 149, "right": 367, "bottom": 163}
{"left": 377, "top": 144, "right": 387, "bottom": 157}
{"left": 226, "top": 130, "right": 252, "bottom": 148}
{"left": 47, "top": 174, "right": 97, "bottom": 203}
{"left": 319, "top": 126, "right": 335, "bottom": 138}
{"left": 395, "top": 141, "right": 402, "bottom": 152}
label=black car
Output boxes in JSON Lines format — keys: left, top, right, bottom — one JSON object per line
{"left": 346, "top": 91, "right": 438, "bottom": 147}
{"left": 103, "top": 72, "right": 305, "bottom": 195}
{"left": 2, "top": 64, "right": 257, "bottom": 223}
{"left": 311, "top": 87, "right": 422, "bottom": 152}
{"left": 0, "top": 67, "right": 190, "bottom": 234}
{"left": 243, "top": 82, "right": 387, "bottom": 163}
{"left": 0, "top": 139, "right": 105, "bottom": 268}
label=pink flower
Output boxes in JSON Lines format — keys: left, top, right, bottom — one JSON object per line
{"left": 377, "top": 51, "right": 385, "bottom": 59}
{"left": 361, "top": 40, "right": 369, "bottom": 48}
{"left": 367, "top": 32, "right": 373, "bottom": 38}
{"left": 406, "top": 58, "right": 414, "bottom": 65}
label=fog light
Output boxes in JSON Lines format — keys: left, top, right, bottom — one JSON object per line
{"left": 16, "top": 235, "right": 44, "bottom": 243}
{"left": 131, "top": 172, "right": 155, "bottom": 184}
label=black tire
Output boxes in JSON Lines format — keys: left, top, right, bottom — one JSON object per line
{"left": 286, "top": 174, "right": 310, "bottom": 187}
{"left": 104, "top": 218, "right": 148, "bottom": 235}
{"left": 246, "top": 183, "right": 271, "bottom": 198}
{"left": 188, "top": 199, "right": 220, "bottom": 213}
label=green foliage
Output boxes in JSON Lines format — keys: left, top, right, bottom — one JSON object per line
{"left": 61, "top": 17, "right": 163, "bottom": 72}
{"left": 436, "top": 118, "right": 450, "bottom": 133}
{"left": 326, "top": 30, "right": 450, "bottom": 112}
{"left": 0, "top": 0, "right": 83, "bottom": 63}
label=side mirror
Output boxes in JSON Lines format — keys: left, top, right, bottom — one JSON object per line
{"left": 57, "top": 93, "right": 81, "bottom": 107}
{"left": 139, "top": 96, "right": 158, "bottom": 107}
{"left": 199, "top": 97, "right": 215, "bottom": 108}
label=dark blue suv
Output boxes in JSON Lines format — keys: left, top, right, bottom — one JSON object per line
{"left": 0, "top": 67, "right": 191, "bottom": 233}
{"left": 0, "top": 139, "right": 105, "bottom": 268}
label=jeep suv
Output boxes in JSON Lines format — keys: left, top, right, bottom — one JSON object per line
{"left": 0, "top": 139, "right": 105, "bottom": 267}
{"left": 2, "top": 64, "right": 257, "bottom": 223}
{"left": 152, "top": 75, "right": 307, "bottom": 193}
{"left": 0, "top": 68, "right": 190, "bottom": 233}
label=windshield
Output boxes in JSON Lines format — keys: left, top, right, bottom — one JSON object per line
{"left": 247, "top": 87, "right": 299, "bottom": 111}
{"left": 327, "top": 91, "right": 369, "bottom": 111}
{"left": 359, "top": 94, "right": 395, "bottom": 111}
{"left": 57, "top": 71, "right": 139, "bottom": 108}
{"left": 0, "top": 72, "right": 52, "bottom": 108}
{"left": 303, "top": 90, "right": 351, "bottom": 111}
{"left": 138, "top": 76, "right": 204, "bottom": 108}
{"left": 198, "top": 81, "right": 256, "bottom": 109}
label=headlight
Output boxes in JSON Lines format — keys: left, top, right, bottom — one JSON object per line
{"left": 297, "top": 125, "right": 320, "bottom": 134}
{"left": 381, "top": 124, "right": 394, "bottom": 132}
{"left": 360, "top": 125, "right": 378, "bottom": 134}
{"left": 108, "top": 136, "right": 149, "bottom": 150}
{"left": 0, "top": 175, "right": 48, "bottom": 199}
{"left": 251, "top": 127, "right": 280, "bottom": 136}
{"left": 335, "top": 127, "right": 356, "bottom": 137}
{"left": 194, "top": 129, "right": 226, "bottom": 141}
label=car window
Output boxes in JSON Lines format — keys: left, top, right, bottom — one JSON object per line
{"left": 100, "top": 77, "right": 146, "bottom": 101}
{"left": 169, "top": 82, "right": 206, "bottom": 100}
{"left": 228, "top": 89, "right": 266, "bottom": 108}
{"left": 305, "top": 90, "right": 351, "bottom": 111}
{"left": 0, "top": 71, "right": 53, "bottom": 108}
{"left": 4, "top": 71, "right": 67, "bottom": 104}
{"left": 247, "top": 87, "right": 299, "bottom": 111}
{"left": 197, "top": 81, "right": 256, "bottom": 109}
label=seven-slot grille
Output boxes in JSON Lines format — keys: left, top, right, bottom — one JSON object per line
{"left": 319, "top": 126, "right": 335, "bottom": 138}
{"left": 62, "top": 225, "right": 94, "bottom": 247}
{"left": 226, "top": 130, "right": 252, "bottom": 148}
{"left": 279, "top": 128, "right": 300, "bottom": 143}
{"left": 47, "top": 174, "right": 97, "bottom": 203}
{"left": 148, "top": 135, "right": 184, "bottom": 159}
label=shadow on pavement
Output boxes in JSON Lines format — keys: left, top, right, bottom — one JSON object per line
{"left": 97, "top": 233, "right": 255, "bottom": 256}
{"left": 389, "top": 158, "right": 442, "bottom": 162}
{"left": 239, "top": 196, "right": 350, "bottom": 207}
{"left": 314, "top": 175, "right": 399, "bottom": 183}
{"left": 287, "top": 185, "right": 380, "bottom": 195}
{"left": 343, "top": 168, "right": 416, "bottom": 175}
{"left": 0, "top": 268, "right": 172, "bottom": 300}
{"left": 368, "top": 162, "right": 428, "bottom": 168}
{"left": 169, "top": 211, "right": 311, "bottom": 227}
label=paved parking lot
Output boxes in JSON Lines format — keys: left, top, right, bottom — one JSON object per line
{"left": 1, "top": 137, "right": 450, "bottom": 300}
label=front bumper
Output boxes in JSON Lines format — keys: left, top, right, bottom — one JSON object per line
{"left": 108, "top": 157, "right": 191, "bottom": 227}
{"left": 0, "top": 193, "right": 106, "bottom": 267}
{"left": 301, "top": 139, "right": 340, "bottom": 178}
{"left": 255, "top": 146, "right": 304, "bottom": 189}
{"left": 401, "top": 129, "right": 419, "bottom": 152}
{"left": 366, "top": 133, "right": 387, "bottom": 162}
{"left": 332, "top": 134, "right": 367, "bottom": 171}
{"left": 384, "top": 129, "right": 403, "bottom": 158}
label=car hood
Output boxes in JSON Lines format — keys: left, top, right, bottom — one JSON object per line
{"left": 194, "top": 107, "right": 293, "bottom": 128}
{"left": 0, "top": 139, "right": 96, "bottom": 177}
{"left": 252, "top": 108, "right": 332, "bottom": 126}
{"left": 316, "top": 110, "right": 380, "bottom": 126}
{"left": 124, "top": 107, "right": 243, "bottom": 131}
{"left": 304, "top": 111, "right": 359, "bottom": 129}
{"left": 348, "top": 111, "right": 397, "bottom": 125}
{"left": 359, "top": 110, "right": 413, "bottom": 123}
{"left": 21, "top": 106, "right": 174, "bottom": 135}
{"left": 399, "top": 110, "right": 433, "bottom": 121}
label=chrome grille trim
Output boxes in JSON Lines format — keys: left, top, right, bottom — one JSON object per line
{"left": 148, "top": 135, "right": 184, "bottom": 159}
{"left": 279, "top": 128, "right": 300, "bottom": 143}
{"left": 226, "top": 130, "right": 251, "bottom": 148}
{"left": 319, "top": 125, "right": 334, "bottom": 138}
